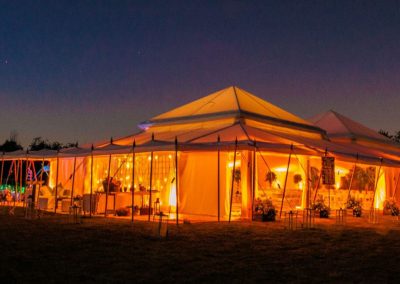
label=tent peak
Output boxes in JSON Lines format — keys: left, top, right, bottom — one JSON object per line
{"left": 139, "top": 86, "right": 318, "bottom": 132}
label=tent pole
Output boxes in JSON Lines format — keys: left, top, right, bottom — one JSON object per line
{"left": 229, "top": 138, "right": 238, "bottom": 223}
{"left": 0, "top": 152, "right": 4, "bottom": 186}
{"left": 346, "top": 154, "right": 358, "bottom": 204}
{"left": 391, "top": 172, "right": 400, "bottom": 201}
{"left": 148, "top": 151, "right": 154, "bottom": 221}
{"left": 54, "top": 152, "right": 59, "bottom": 213}
{"left": 13, "top": 160, "right": 18, "bottom": 207}
{"left": 19, "top": 158, "right": 23, "bottom": 204}
{"left": 105, "top": 154, "right": 112, "bottom": 217}
{"left": 24, "top": 152, "right": 28, "bottom": 208}
{"left": 131, "top": 140, "right": 136, "bottom": 223}
{"left": 38, "top": 157, "right": 45, "bottom": 208}
{"left": 217, "top": 136, "right": 220, "bottom": 222}
{"left": 70, "top": 156, "right": 77, "bottom": 206}
{"left": 279, "top": 144, "right": 293, "bottom": 218}
{"left": 175, "top": 137, "right": 179, "bottom": 226}
{"left": 251, "top": 140, "right": 256, "bottom": 221}
{"left": 370, "top": 158, "right": 383, "bottom": 211}
{"left": 313, "top": 149, "right": 328, "bottom": 203}
{"left": 89, "top": 145, "right": 94, "bottom": 217}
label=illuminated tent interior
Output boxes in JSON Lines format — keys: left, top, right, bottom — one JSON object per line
{"left": 2, "top": 87, "right": 400, "bottom": 220}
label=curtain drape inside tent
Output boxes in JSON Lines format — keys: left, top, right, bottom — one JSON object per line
{"left": 179, "top": 152, "right": 224, "bottom": 217}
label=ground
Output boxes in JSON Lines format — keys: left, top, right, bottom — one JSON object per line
{"left": 1, "top": 207, "right": 400, "bottom": 283}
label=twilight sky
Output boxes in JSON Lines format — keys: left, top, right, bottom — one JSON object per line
{"left": 1, "top": 0, "right": 399, "bottom": 147}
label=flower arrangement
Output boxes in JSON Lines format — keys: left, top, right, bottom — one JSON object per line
{"left": 116, "top": 207, "right": 129, "bottom": 216}
{"left": 383, "top": 199, "right": 399, "bottom": 216}
{"left": 346, "top": 197, "right": 362, "bottom": 217}
{"left": 312, "top": 197, "right": 330, "bottom": 218}
{"left": 255, "top": 198, "right": 277, "bottom": 222}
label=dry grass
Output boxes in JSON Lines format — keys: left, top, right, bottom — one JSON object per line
{"left": 1, "top": 207, "right": 400, "bottom": 283}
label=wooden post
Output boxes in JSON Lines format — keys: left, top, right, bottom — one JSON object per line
{"left": 175, "top": 137, "right": 179, "bottom": 226}
{"left": 89, "top": 145, "right": 94, "bottom": 217}
{"left": 54, "top": 152, "right": 59, "bottom": 213}
{"left": 346, "top": 154, "right": 358, "bottom": 203}
{"left": 105, "top": 153, "right": 112, "bottom": 217}
{"left": 279, "top": 144, "right": 293, "bottom": 218}
{"left": 217, "top": 136, "right": 220, "bottom": 222}
{"left": 131, "top": 140, "right": 136, "bottom": 223}
{"left": 70, "top": 156, "right": 77, "bottom": 206}
{"left": 148, "top": 150, "right": 154, "bottom": 221}
{"left": 370, "top": 158, "right": 383, "bottom": 211}
{"left": 251, "top": 140, "right": 256, "bottom": 221}
{"left": 229, "top": 138, "right": 238, "bottom": 223}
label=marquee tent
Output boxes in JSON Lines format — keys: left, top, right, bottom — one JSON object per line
{"left": 2, "top": 87, "right": 400, "bottom": 220}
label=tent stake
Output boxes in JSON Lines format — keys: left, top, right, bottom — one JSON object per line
{"left": 175, "top": 137, "right": 179, "bottom": 226}
{"left": 131, "top": 140, "right": 136, "bottom": 223}
{"left": 148, "top": 151, "right": 154, "bottom": 221}
{"left": 229, "top": 138, "right": 238, "bottom": 223}
{"left": 54, "top": 152, "right": 59, "bottom": 213}
{"left": 70, "top": 156, "right": 77, "bottom": 206}
{"left": 217, "top": 136, "right": 220, "bottom": 222}
{"left": 279, "top": 144, "right": 293, "bottom": 219}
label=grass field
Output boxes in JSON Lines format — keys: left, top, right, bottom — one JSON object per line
{"left": 1, "top": 207, "right": 400, "bottom": 283}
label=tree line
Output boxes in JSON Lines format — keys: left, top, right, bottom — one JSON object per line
{"left": 379, "top": 130, "right": 400, "bottom": 143}
{"left": 0, "top": 134, "right": 78, "bottom": 153}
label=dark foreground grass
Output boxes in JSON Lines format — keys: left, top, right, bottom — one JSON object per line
{"left": 1, "top": 207, "right": 400, "bottom": 283}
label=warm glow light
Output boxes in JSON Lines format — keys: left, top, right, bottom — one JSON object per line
{"left": 168, "top": 155, "right": 172, "bottom": 159}
{"left": 169, "top": 184, "right": 177, "bottom": 206}
{"left": 126, "top": 176, "right": 130, "bottom": 180}
{"left": 228, "top": 161, "right": 241, "bottom": 168}
{"left": 274, "top": 167, "right": 288, "bottom": 173}
{"left": 298, "top": 182, "right": 303, "bottom": 190}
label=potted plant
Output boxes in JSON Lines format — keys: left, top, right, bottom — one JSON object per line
{"left": 116, "top": 207, "right": 129, "bottom": 216}
{"left": 383, "top": 199, "right": 399, "bottom": 216}
{"left": 312, "top": 197, "right": 330, "bottom": 218}
{"left": 262, "top": 199, "right": 276, "bottom": 222}
{"left": 265, "top": 171, "right": 277, "bottom": 188}
{"left": 346, "top": 197, "right": 362, "bottom": 217}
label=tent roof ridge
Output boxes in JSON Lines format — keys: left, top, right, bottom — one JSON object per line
{"left": 232, "top": 86, "right": 241, "bottom": 112}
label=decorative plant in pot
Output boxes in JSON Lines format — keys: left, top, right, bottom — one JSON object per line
{"left": 262, "top": 199, "right": 277, "bottom": 222}
{"left": 312, "top": 197, "right": 330, "bottom": 218}
{"left": 254, "top": 198, "right": 276, "bottom": 222}
{"left": 265, "top": 171, "right": 277, "bottom": 189}
{"left": 347, "top": 197, "right": 363, "bottom": 217}
{"left": 383, "top": 199, "right": 399, "bottom": 216}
